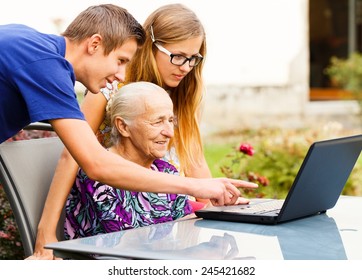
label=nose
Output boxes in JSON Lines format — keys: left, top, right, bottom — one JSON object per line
{"left": 179, "top": 62, "right": 192, "bottom": 72}
{"left": 114, "top": 65, "right": 126, "bottom": 82}
{"left": 161, "top": 122, "right": 174, "bottom": 138}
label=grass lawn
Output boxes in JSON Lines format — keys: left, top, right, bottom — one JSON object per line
{"left": 204, "top": 143, "right": 234, "bottom": 177}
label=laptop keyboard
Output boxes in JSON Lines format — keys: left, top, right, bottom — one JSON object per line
{"left": 224, "top": 199, "right": 284, "bottom": 214}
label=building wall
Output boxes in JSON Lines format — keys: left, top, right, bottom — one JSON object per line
{"left": 1, "top": 0, "right": 357, "bottom": 131}
{"left": 201, "top": 0, "right": 311, "bottom": 133}
{"left": 200, "top": 0, "right": 360, "bottom": 133}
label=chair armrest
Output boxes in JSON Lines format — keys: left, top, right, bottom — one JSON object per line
{"left": 24, "top": 122, "right": 53, "bottom": 131}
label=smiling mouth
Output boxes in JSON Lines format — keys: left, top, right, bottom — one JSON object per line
{"left": 155, "top": 139, "right": 169, "bottom": 146}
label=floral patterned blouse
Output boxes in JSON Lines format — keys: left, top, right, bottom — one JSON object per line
{"left": 64, "top": 159, "right": 192, "bottom": 240}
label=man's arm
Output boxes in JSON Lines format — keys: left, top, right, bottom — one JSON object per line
{"left": 50, "top": 118, "right": 257, "bottom": 203}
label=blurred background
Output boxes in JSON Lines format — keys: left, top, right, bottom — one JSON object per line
{"left": 2, "top": 0, "right": 362, "bottom": 133}
{"left": 2, "top": 0, "right": 362, "bottom": 259}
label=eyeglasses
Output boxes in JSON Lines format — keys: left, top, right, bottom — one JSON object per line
{"left": 150, "top": 25, "right": 203, "bottom": 67}
{"left": 154, "top": 43, "right": 203, "bottom": 67}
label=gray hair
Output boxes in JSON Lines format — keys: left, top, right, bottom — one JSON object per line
{"left": 109, "top": 81, "right": 170, "bottom": 145}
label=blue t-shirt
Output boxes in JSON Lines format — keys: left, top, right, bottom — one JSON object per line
{"left": 0, "top": 24, "right": 84, "bottom": 142}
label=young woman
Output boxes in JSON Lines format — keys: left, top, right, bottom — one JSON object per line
{"left": 29, "top": 3, "right": 255, "bottom": 260}
{"left": 90, "top": 3, "right": 210, "bottom": 179}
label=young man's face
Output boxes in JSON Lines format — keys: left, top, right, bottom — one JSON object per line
{"left": 81, "top": 38, "right": 138, "bottom": 94}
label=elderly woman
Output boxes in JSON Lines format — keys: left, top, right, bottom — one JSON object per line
{"left": 64, "top": 82, "right": 193, "bottom": 239}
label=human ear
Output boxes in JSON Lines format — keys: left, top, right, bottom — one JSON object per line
{"left": 88, "top": 34, "right": 102, "bottom": 54}
{"left": 115, "top": 117, "right": 130, "bottom": 138}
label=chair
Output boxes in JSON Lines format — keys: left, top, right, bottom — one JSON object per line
{"left": 0, "top": 124, "right": 122, "bottom": 259}
{"left": 23, "top": 122, "right": 54, "bottom": 131}
{"left": 0, "top": 136, "right": 65, "bottom": 258}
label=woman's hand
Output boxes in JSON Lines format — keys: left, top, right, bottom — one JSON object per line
{"left": 24, "top": 231, "right": 62, "bottom": 260}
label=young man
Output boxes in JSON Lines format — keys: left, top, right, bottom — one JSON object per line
{"left": 0, "top": 4, "right": 256, "bottom": 254}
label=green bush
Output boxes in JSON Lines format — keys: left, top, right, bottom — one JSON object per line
{"left": 325, "top": 52, "right": 362, "bottom": 115}
{"left": 205, "top": 127, "right": 362, "bottom": 199}
{"left": 325, "top": 52, "right": 362, "bottom": 95}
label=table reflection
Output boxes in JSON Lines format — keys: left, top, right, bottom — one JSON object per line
{"left": 76, "top": 217, "right": 263, "bottom": 259}
{"left": 195, "top": 214, "right": 347, "bottom": 260}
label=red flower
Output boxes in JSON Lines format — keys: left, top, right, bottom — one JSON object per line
{"left": 0, "top": 231, "right": 10, "bottom": 239}
{"left": 239, "top": 143, "right": 255, "bottom": 156}
{"left": 247, "top": 172, "right": 258, "bottom": 182}
{"left": 257, "top": 176, "right": 269, "bottom": 186}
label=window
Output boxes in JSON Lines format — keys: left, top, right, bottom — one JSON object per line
{"left": 309, "top": 0, "right": 361, "bottom": 100}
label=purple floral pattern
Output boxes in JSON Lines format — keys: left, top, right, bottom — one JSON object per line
{"left": 64, "top": 159, "right": 192, "bottom": 240}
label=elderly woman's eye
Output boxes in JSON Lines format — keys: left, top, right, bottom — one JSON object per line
{"left": 152, "top": 120, "right": 163, "bottom": 126}
{"left": 119, "top": 59, "right": 127, "bottom": 65}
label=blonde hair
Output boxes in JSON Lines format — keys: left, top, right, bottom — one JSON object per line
{"left": 125, "top": 4, "right": 206, "bottom": 174}
{"left": 62, "top": 4, "right": 145, "bottom": 55}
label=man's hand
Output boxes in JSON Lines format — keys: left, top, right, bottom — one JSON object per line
{"left": 190, "top": 177, "right": 258, "bottom": 206}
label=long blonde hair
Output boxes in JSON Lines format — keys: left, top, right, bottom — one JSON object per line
{"left": 125, "top": 3, "right": 206, "bottom": 174}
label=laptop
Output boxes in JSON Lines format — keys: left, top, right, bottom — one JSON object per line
{"left": 195, "top": 134, "right": 362, "bottom": 225}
